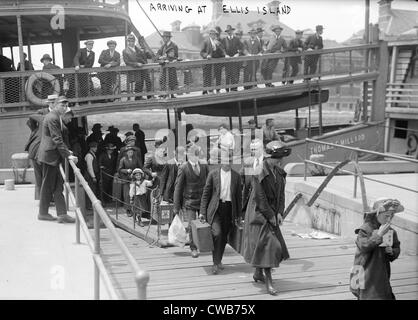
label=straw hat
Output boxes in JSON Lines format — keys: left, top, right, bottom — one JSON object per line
{"left": 265, "top": 140, "right": 291, "bottom": 159}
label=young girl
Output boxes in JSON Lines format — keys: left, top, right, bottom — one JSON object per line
{"left": 350, "top": 198, "right": 404, "bottom": 300}
{"left": 129, "top": 168, "right": 155, "bottom": 227}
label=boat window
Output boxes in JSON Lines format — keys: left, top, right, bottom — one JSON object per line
{"left": 394, "top": 120, "right": 408, "bottom": 139}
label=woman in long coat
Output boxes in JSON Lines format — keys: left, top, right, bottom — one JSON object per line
{"left": 242, "top": 140, "right": 291, "bottom": 295}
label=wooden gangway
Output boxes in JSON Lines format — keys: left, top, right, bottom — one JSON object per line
{"left": 99, "top": 220, "right": 418, "bottom": 300}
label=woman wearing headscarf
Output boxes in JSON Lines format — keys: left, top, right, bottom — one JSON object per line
{"left": 242, "top": 140, "right": 291, "bottom": 295}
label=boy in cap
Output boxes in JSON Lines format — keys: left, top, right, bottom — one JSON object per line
{"left": 157, "top": 31, "right": 179, "bottom": 98}
{"left": 98, "top": 40, "right": 121, "bottom": 98}
{"left": 123, "top": 34, "right": 153, "bottom": 100}
{"left": 350, "top": 198, "right": 403, "bottom": 300}
{"left": 200, "top": 29, "right": 226, "bottom": 94}
{"left": 282, "top": 30, "right": 304, "bottom": 84}
{"left": 73, "top": 40, "right": 95, "bottom": 98}
{"left": 304, "top": 25, "right": 324, "bottom": 80}
{"left": 262, "top": 25, "right": 287, "bottom": 87}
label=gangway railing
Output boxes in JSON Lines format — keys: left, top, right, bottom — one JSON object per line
{"left": 0, "top": 43, "right": 380, "bottom": 114}
{"left": 59, "top": 158, "right": 149, "bottom": 300}
{"left": 304, "top": 138, "right": 418, "bottom": 208}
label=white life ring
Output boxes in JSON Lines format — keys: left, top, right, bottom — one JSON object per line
{"left": 25, "top": 72, "right": 61, "bottom": 106}
{"left": 406, "top": 134, "right": 418, "bottom": 155}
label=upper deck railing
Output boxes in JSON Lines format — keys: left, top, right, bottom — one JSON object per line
{"left": 0, "top": 43, "right": 380, "bottom": 115}
{"left": 386, "top": 83, "right": 418, "bottom": 108}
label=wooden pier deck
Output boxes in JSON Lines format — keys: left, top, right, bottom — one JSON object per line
{"left": 99, "top": 219, "right": 418, "bottom": 300}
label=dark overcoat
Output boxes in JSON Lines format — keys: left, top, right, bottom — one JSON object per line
{"left": 350, "top": 213, "right": 400, "bottom": 300}
{"left": 200, "top": 168, "right": 242, "bottom": 225}
{"left": 242, "top": 157, "right": 289, "bottom": 268}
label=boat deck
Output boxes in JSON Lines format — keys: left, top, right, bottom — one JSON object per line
{"left": 101, "top": 214, "right": 418, "bottom": 300}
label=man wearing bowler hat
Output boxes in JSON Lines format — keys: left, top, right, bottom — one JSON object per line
{"left": 304, "top": 25, "right": 324, "bottom": 80}
{"left": 41, "top": 54, "right": 61, "bottom": 98}
{"left": 200, "top": 29, "right": 226, "bottom": 94}
{"left": 98, "top": 40, "right": 121, "bottom": 98}
{"left": 222, "top": 25, "right": 243, "bottom": 92}
{"left": 37, "top": 96, "right": 78, "bottom": 223}
{"left": 157, "top": 31, "right": 179, "bottom": 98}
{"left": 262, "top": 25, "right": 287, "bottom": 87}
{"left": 282, "top": 30, "right": 304, "bottom": 84}
{"left": 73, "top": 40, "right": 95, "bottom": 98}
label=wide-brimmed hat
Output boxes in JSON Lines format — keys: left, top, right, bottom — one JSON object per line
{"left": 256, "top": 27, "right": 264, "bottom": 33}
{"left": 107, "top": 125, "right": 119, "bottom": 132}
{"left": 316, "top": 25, "right": 324, "bottom": 31}
{"left": 225, "top": 25, "right": 235, "bottom": 32}
{"left": 107, "top": 40, "right": 117, "bottom": 46}
{"left": 105, "top": 143, "right": 116, "bottom": 150}
{"left": 132, "top": 168, "right": 144, "bottom": 176}
{"left": 162, "top": 31, "right": 172, "bottom": 38}
{"left": 271, "top": 25, "right": 283, "bottom": 32}
{"left": 92, "top": 123, "right": 102, "bottom": 131}
{"left": 372, "top": 198, "right": 404, "bottom": 214}
{"left": 265, "top": 140, "right": 291, "bottom": 158}
{"left": 40, "top": 54, "right": 52, "bottom": 63}
{"left": 84, "top": 40, "right": 94, "bottom": 45}
{"left": 124, "top": 135, "right": 136, "bottom": 144}
{"left": 248, "top": 28, "right": 257, "bottom": 34}
{"left": 125, "top": 131, "right": 134, "bottom": 137}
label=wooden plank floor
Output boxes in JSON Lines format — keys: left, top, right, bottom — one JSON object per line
{"left": 98, "top": 219, "right": 418, "bottom": 300}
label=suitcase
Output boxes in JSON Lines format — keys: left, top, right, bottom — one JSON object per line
{"left": 191, "top": 219, "right": 214, "bottom": 252}
{"left": 228, "top": 222, "right": 244, "bottom": 254}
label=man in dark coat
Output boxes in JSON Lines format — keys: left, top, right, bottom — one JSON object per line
{"left": 99, "top": 143, "right": 118, "bottom": 204}
{"left": 133, "top": 123, "right": 147, "bottom": 164}
{"left": 242, "top": 140, "right": 291, "bottom": 295}
{"left": 304, "top": 25, "right": 324, "bottom": 80}
{"left": 261, "top": 25, "right": 287, "bottom": 87}
{"left": 123, "top": 34, "right": 153, "bottom": 100}
{"left": 243, "top": 29, "right": 263, "bottom": 89}
{"left": 222, "top": 25, "right": 243, "bottom": 92}
{"left": 173, "top": 144, "right": 209, "bottom": 258}
{"left": 37, "top": 96, "right": 78, "bottom": 223}
{"left": 73, "top": 40, "right": 95, "bottom": 98}
{"left": 160, "top": 146, "right": 185, "bottom": 203}
{"left": 86, "top": 123, "right": 105, "bottom": 156}
{"left": 282, "top": 30, "right": 304, "bottom": 84}
{"left": 103, "top": 125, "right": 123, "bottom": 152}
{"left": 98, "top": 40, "right": 121, "bottom": 97}
{"left": 17, "top": 53, "right": 34, "bottom": 71}
{"left": 200, "top": 150, "right": 242, "bottom": 274}
{"left": 40, "top": 54, "right": 61, "bottom": 98}
{"left": 157, "top": 31, "right": 179, "bottom": 98}
{"left": 200, "top": 29, "right": 226, "bottom": 94}
{"left": 25, "top": 95, "right": 57, "bottom": 200}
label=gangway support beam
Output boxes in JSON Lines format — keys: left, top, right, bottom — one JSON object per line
{"left": 283, "top": 192, "right": 303, "bottom": 220}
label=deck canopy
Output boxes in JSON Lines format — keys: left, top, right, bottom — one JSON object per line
{"left": 0, "top": 0, "right": 131, "bottom": 47}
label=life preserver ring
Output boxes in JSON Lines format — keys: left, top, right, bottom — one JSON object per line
{"left": 25, "top": 72, "right": 61, "bottom": 106}
{"left": 406, "top": 134, "right": 418, "bottom": 157}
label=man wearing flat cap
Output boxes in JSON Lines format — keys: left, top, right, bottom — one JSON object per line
{"left": 201, "top": 29, "right": 226, "bottom": 94}
{"left": 37, "top": 96, "right": 78, "bottom": 223}
{"left": 157, "top": 31, "right": 179, "bottom": 98}
{"left": 304, "top": 25, "right": 324, "bottom": 80}
{"left": 222, "top": 25, "right": 243, "bottom": 92}
{"left": 243, "top": 29, "right": 263, "bottom": 89}
{"left": 123, "top": 34, "right": 153, "bottom": 100}
{"left": 98, "top": 40, "right": 121, "bottom": 98}
{"left": 72, "top": 40, "right": 95, "bottom": 98}
{"left": 261, "top": 25, "right": 287, "bottom": 87}
{"left": 282, "top": 30, "right": 304, "bottom": 84}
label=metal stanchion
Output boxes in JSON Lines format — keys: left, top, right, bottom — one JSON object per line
{"left": 75, "top": 173, "right": 81, "bottom": 244}
{"left": 93, "top": 205, "right": 100, "bottom": 300}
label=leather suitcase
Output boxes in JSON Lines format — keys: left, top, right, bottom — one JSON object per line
{"left": 228, "top": 222, "right": 244, "bottom": 254}
{"left": 191, "top": 220, "right": 214, "bottom": 252}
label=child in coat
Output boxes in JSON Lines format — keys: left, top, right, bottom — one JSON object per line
{"left": 129, "top": 168, "right": 155, "bottom": 227}
{"left": 350, "top": 198, "right": 404, "bottom": 300}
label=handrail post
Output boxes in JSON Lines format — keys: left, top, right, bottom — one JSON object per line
{"left": 64, "top": 158, "right": 69, "bottom": 211}
{"left": 93, "top": 203, "right": 100, "bottom": 300}
{"left": 75, "top": 172, "right": 81, "bottom": 244}
{"left": 135, "top": 270, "right": 150, "bottom": 300}
{"left": 304, "top": 140, "right": 309, "bottom": 181}
{"left": 353, "top": 152, "right": 358, "bottom": 198}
